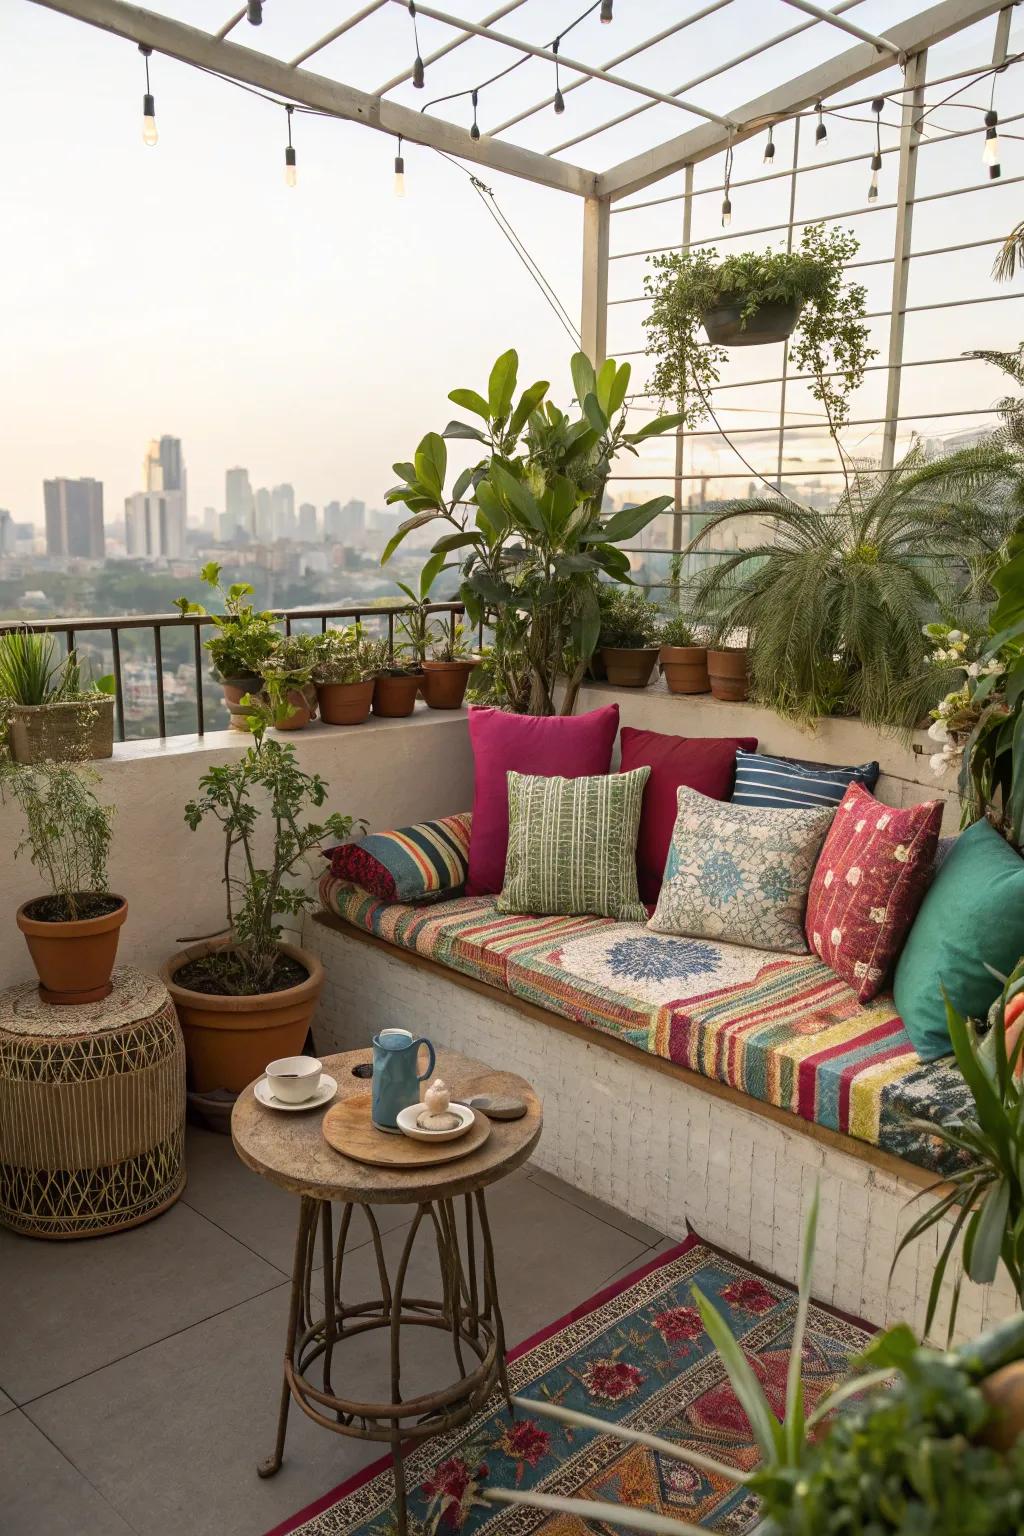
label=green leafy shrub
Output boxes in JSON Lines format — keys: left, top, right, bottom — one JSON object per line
{"left": 175, "top": 563, "right": 279, "bottom": 681}
{"left": 597, "top": 586, "right": 663, "bottom": 648}
{"left": 659, "top": 612, "right": 697, "bottom": 647}
{"left": 1, "top": 760, "right": 114, "bottom": 920}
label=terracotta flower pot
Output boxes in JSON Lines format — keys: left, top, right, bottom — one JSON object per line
{"left": 220, "top": 674, "right": 262, "bottom": 732}
{"left": 660, "top": 645, "right": 710, "bottom": 695}
{"left": 600, "top": 646, "right": 660, "bottom": 688}
{"left": 17, "top": 895, "right": 127, "bottom": 1005}
{"left": 979, "top": 1361, "right": 1024, "bottom": 1452}
{"left": 272, "top": 690, "right": 313, "bottom": 731}
{"left": 373, "top": 672, "right": 423, "bottom": 718}
{"left": 708, "top": 648, "right": 749, "bottom": 702}
{"left": 162, "top": 941, "right": 324, "bottom": 1094}
{"left": 316, "top": 678, "right": 374, "bottom": 726}
{"left": 421, "top": 660, "right": 475, "bottom": 710}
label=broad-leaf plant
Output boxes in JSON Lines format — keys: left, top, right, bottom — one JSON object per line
{"left": 381, "top": 349, "right": 681, "bottom": 715}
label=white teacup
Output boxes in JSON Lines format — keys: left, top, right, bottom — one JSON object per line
{"left": 265, "top": 1055, "right": 323, "bottom": 1105}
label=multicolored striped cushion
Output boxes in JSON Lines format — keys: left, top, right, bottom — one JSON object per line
{"left": 326, "top": 813, "right": 472, "bottom": 903}
{"left": 732, "top": 748, "right": 880, "bottom": 809}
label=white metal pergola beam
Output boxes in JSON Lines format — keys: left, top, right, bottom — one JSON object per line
{"left": 27, "top": 0, "right": 597, "bottom": 196}
{"left": 374, "top": 0, "right": 529, "bottom": 97}
{"left": 778, "top": 0, "right": 901, "bottom": 55}
{"left": 596, "top": 0, "right": 1011, "bottom": 201}
{"left": 288, "top": 1, "right": 390, "bottom": 70}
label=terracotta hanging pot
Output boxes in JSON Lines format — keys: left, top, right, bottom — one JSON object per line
{"left": 660, "top": 645, "right": 710, "bottom": 695}
{"left": 219, "top": 674, "right": 262, "bottom": 732}
{"left": 17, "top": 894, "right": 128, "bottom": 1005}
{"left": 373, "top": 672, "right": 423, "bottom": 718}
{"left": 708, "top": 647, "right": 749, "bottom": 702}
{"left": 421, "top": 660, "right": 475, "bottom": 710}
{"left": 600, "top": 646, "right": 660, "bottom": 689}
{"left": 163, "top": 940, "right": 324, "bottom": 1094}
{"left": 316, "top": 679, "right": 374, "bottom": 726}
{"left": 702, "top": 298, "right": 804, "bottom": 347}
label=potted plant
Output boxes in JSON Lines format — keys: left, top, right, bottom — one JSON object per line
{"left": 659, "top": 611, "right": 709, "bottom": 694}
{"left": 421, "top": 622, "right": 478, "bottom": 710}
{"left": 162, "top": 722, "right": 357, "bottom": 1092}
{"left": 175, "top": 563, "right": 280, "bottom": 731}
{"left": 0, "top": 631, "right": 115, "bottom": 763}
{"left": 312, "top": 625, "right": 376, "bottom": 726}
{"left": 597, "top": 586, "right": 662, "bottom": 688}
{"left": 254, "top": 633, "right": 318, "bottom": 731}
{"left": 1, "top": 759, "right": 126, "bottom": 1003}
{"left": 372, "top": 641, "right": 422, "bottom": 718}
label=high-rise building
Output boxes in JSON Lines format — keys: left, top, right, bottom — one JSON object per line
{"left": 297, "top": 502, "right": 318, "bottom": 543}
{"left": 124, "top": 491, "right": 186, "bottom": 559}
{"left": 159, "top": 436, "right": 184, "bottom": 492}
{"left": 43, "top": 477, "right": 105, "bottom": 558}
{"left": 202, "top": 506, "right": 217, "bottom": 535}
{"left": 143, "top": 439, "right": 164, "bottom": 492}
{"left": 0, "top": 509, "right": 13, "bottom": 556}
{"left": 324, "top": 498, "right": 365, "bottom": 541}
{"left": 225, "top": 467, "right": 254, "bottom": 538}
{"left": 254, "top": 487, "right": 273, "bottom": 544}
{"left": 271, "top": 483, "right": 296, "bottom": 541}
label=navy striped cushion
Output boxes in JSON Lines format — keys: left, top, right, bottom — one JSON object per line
{"left": 731, "top": 749, "right": 880, "bottom": 809}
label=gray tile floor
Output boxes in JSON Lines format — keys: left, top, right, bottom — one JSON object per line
{"left": 0, "top": 1127, "right": 669, "bottom": 1536}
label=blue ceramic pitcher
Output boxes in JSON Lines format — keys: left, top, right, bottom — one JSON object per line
{"left": 371, "top": 1028, "right": 436, "bottom": 1131}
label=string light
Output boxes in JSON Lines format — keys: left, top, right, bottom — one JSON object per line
{"left": 284, "top": 104, "right": 297, "bottom": 187}
{"left": 409, "top": 2, "right": 425, "bottom": 88}
{"left": 470, "top": 88, "right": 481, "bottom": 140}
{"left": 394, "top": 135, "right": 405, "bottom": 197}
{"left": 553, "top": 37, "right": 565, "bottom": 115}
{"left": 600, "top": 0, "right": 613, "bottom": 21}
{"left": 868, "top": 97, "right": 883, "bottom": 201}
{"left": 763, "top": 127, "right": 775, "bottom": 165}
{"left": 984, "top": 108, "right": 1001, "bottom": 177}
{"left": 246, "top": 0, "right": 262, "bottom": 24}
{"left": 721, "top": 143, "right": 733, "bottom": 228}
{"left": 815, "top": 101, "right": 827, "bottom": 146}
{"left": 139, "top": 45, "right": 158, "bottom": 146}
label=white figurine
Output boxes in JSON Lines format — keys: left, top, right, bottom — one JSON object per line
{"left": 417, "top": 1078, "right": 461, "bottom": 1132}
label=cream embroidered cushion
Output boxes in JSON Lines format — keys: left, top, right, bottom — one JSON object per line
{"left": 496, "top": 767, "right": 650, "bottom": 922}
{"left": 648, "top": 785, "right": 835, "bottom": 953}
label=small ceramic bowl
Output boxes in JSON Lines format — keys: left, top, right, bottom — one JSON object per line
{"left": 396, "top": 1102, "right": 475, "bottom": 1143}
{"left": 265, "top": 1055, "right": 323, "bottom": 1105}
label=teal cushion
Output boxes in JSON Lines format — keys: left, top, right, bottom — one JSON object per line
{"left": 894, "top": 818, "right": 1024, "bottom": 1061}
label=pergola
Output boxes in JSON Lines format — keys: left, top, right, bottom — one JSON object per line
{"left": 29, "top": 0, "right": 1023, "bottom": 537}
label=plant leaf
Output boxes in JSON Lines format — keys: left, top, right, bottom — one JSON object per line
{"left": 448, "top": 387, "right": 490, "bottom": 420}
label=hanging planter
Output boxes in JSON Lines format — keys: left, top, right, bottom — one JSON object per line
{"left": 702, "top": 297, "right": 804, "bottom": 347}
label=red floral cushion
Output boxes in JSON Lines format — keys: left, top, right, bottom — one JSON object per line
{"left": 805, "top": 782, "right": 942, "bottom": 1002}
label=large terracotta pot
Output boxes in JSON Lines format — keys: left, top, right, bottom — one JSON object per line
{"left": 373, "top": 672, "right": 423, "bottom": 718}
{"left": 421, "top": 660, "right": 475, "bottom": 710}
{"left": 162, "top": 940, "right": 324, "bottom": 1094}
{"left": 17, "top": 895, "right": 127, "bottom": 1005}
{"left": 708, "top": 647, "right": 749, "bottom": 702}
{"left": 220, "top": 674, "right": 262, "bottom": 732}
{"left": 660, "top": 645, "right": 709, "bottom": 695}
{"left": 979, "top": 1361, "right": 1024, "bottom": 1451}
{"left": 600, "top": 646, "right": 659, "bottom": 689}
{"left": 316, "top": 678, "right": 374, "bottom": 726}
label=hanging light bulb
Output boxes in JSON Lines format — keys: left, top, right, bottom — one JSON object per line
{"left": 721, "top": 142, "right": 733, "bottom": 228}
{"left": 246, "top": 0, "right": 262, "bottom": 23}
{"left": 553, "top": 37, "right": 565, "bottom": 115}
{"left": 409, "top": 2, "right": 425, "bottom": 87}
{"left": 600, "top": 0, "right": 613, "bottom": 21}
{"left": 139, "top": 45, "right": 158, "bottom": 146}
{"left": 815, "top": 102, "right": 827, "bottom": 147}
{"left": 983, "top": 108, "right": 1001, "bottom": 169}
{"left": 868, "top": 99, "right": 883, "bottom": 202}
{"left": 721, "top": 196, "right": 732, "bottom": 228}
{"left": 554, "top": 87, "right": 565, "bottom": 114}
{"left": 470, "top": 88, "right": 481, "bottom": 141}
{"left": 413, "top": 54, "right": 425, "bottom": 88}
{"left": 868, "top": 152, "right": 882, "bottom": 201}
{"left": 284, "top": 105, "right": 297, "bottom": 187}
{"left": 763, "top": 129, "right": 775, "bottom": 166}
{"left": 394, "top": 137, "right": 406, "bottom": 197}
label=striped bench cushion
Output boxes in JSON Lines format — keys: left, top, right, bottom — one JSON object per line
{"left": 731, "top": 749, "right": 880, "bottom": 809}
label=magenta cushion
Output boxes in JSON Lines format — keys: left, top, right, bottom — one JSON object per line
{"left": 465, "top": 704, "right": 620, "bottom": 896}
{"left": 619, "top": 727, "right": 759, "bottom": 905}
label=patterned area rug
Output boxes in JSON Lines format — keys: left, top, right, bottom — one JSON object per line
{"left": 265, "top": 1236, "right": 873, "bottom": 1536}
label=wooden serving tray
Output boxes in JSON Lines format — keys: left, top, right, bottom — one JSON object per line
{"left": 322, "top": 1093, "right": 491, "bottom": 1168}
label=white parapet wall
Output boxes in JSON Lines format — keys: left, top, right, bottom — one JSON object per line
{"left": 305, "top": 913, "right": 1017, "bottom": 1343}
{"left": 0, "top": 709, "right": 474, "bottom": 992}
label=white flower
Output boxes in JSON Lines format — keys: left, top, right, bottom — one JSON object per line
{"left": 947, "top": 629, "right": 963, "bottom": 644}
{"left": 966, "top": 661, "right": 981, "bottom": 678}
{"left": 983, "top": 660, "right": 1005, "bottom": 677}
{"left": 929, "top": 751, "right": 950, "bottom": 775}
{"left": 937, "top": 698, "right": 954, "bottom": 716}
{"left": 845, "top": 866, "right": 862, "bottom": 886}
{"left": 932, "top": 648, "right": 949, "bottom": 662}
{"left": 869, "top": 907, "right": 886, "bottom": 924}
{"left": 927, "top": 718, "right": 948, "bottom": 742}
{"left": 894, "top": 844, "right": 910, "bottom": 862}
{"left": 830, "top": 927, "right": 843, "bottom": 947}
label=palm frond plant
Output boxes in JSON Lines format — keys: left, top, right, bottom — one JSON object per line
{"left": 994, "top": 226, "right": 1024, "bottom": 284}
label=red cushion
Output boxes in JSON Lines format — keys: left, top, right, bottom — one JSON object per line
{"left": 619, "top": 727, "right": 758, "bottom": 905}
{"left": 465, "top": 704, "right": 620, "bottom": 896}
{"left": 805, "top": 781, "right": 942, "bottom": 1002}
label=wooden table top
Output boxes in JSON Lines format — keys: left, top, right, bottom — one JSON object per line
{"left": 231, "top": 1047, "right": 542, "bottom": 1205}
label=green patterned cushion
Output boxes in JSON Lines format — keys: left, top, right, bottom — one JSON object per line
{"left": 649, "top": 785, "right": 835, "bottom": 953}
{"left": 497, "top": 768, "right": 650, "bottom": 922}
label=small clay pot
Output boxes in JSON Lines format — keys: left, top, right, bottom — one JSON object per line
{"left": 272, "top": 690, "right": 313, "bottom": 731}
{"left": 316, "top": 678, "right": 374, "bottom": 726}
{"left": 421, "top": 660, "right": 475, "bottom": 710}
{"left": 600, "top": 646, "right": 660, "bottom": 689}
{"left": 220, "top": 674, "right": 262, "bottom": 732}
{"left": 373, "top": 672, "right": 423, "bottom": 718}
{"left": 17, "top": 895, "right": 128, "bottom": 1005}
{"left": 708, "top": 647, "right": 749, "bottom": 702}
{"left": 660, "top": 645, "right": 710, "bottom": 695}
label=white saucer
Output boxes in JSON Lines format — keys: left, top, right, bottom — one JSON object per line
{"left": 395, "top": 1102, "right": 475, "bottom": 1143}
{"left": 254, "top": 1073, "right": 337, "bottom": 1112}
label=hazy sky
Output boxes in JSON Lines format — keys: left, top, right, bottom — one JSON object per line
{"left": 2, "top": 0, "right": 1020, "bottom": 526}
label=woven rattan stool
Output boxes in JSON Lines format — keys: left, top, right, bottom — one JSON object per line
{"left": 0, "top": 967, "right": 186, "bottom": 1239}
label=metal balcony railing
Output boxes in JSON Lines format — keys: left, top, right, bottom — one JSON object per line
{"left": 0, "top": 603, "right": 466, "bottom": 743}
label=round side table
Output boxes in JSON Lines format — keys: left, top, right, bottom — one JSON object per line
{"left": 0, "top": 967, "right": 186, "bottom": 1239}
{"left": 232, "top": 1047, "right": 542, "bottom": 1536}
